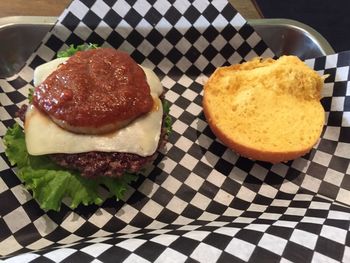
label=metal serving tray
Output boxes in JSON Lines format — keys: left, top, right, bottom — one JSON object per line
{"left": 0, "top": 16, "right": 334, "bottom": 78}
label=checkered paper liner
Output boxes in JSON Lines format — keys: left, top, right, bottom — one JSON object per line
{"left": 0, "top": 0, "right": 349, "bottom": 262}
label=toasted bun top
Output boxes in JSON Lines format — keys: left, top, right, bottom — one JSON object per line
{"left": 203, "top": 56, "right": 325, "bottom": 163}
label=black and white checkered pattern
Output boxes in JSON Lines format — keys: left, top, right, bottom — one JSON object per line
{"left": 0, "top": 0, "right": 350, "bottom": 262}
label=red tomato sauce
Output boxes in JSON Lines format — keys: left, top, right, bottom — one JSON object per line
{"left": 33, "top": 48, "right": 153, "bottom": 128}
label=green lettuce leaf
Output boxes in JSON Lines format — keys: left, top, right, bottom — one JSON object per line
{"left": 3, "top": 123, "right": 28, "bottom": 167}
{"left": 57, "top": 43, "right": 99, "bottom": 58}
{"left": 3, "top": 124, "right": 137, "bottom": 211}
{"left": 28, "top": 87, "right": 34, "bottom": 104}
{"left": 163, "top": 100, "right": 172, "bottom": 135}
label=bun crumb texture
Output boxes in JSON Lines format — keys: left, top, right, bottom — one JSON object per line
{"left": 203, "top": 56, "right": 326, "bottom": 163}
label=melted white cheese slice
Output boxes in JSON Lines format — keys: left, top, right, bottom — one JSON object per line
{"left": 26, "top": 58, "right": 163, "bottom": 156}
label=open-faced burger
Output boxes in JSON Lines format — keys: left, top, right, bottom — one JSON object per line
{"left": 4, "top": 45, "right": 171, "bottom": 211}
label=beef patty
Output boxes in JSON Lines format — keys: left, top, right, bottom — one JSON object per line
{"left": 17, "top": 104, "right": 167, "bottom": 178}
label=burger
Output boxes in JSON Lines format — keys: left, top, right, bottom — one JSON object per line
{"left": 4, "top": 45, "right": 171, "bottom": 211}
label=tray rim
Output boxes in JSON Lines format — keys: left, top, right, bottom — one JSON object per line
{"left": 0, "top": 16, "right": 334, "bottom": 56}
{"left": 249, "top": 18, "right": 334, "bottom": 56}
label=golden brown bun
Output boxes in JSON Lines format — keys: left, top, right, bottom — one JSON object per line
{"left": 203, "top": 56, "right": 325, "bottom": 163}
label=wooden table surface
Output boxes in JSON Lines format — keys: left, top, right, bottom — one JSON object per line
{"left": 0, "top": 0, "right": 261, "bottom": 19}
